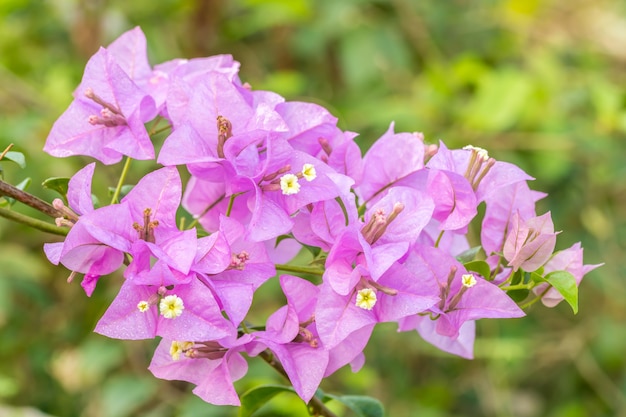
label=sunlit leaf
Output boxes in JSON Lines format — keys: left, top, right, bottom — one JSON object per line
{"left": 544, "top": 270, "right": 578, "bottom": 314}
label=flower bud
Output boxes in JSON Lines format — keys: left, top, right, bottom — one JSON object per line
{"left": 503, "top": 212, "right": 559, "bottom": 272}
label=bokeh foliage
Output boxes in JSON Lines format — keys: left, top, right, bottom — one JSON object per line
{"left": 0, "top": 0, "right": 623, "bottom": 416}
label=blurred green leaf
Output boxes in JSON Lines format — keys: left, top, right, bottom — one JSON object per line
{"left": 78, "top": 337, "right": 126, "bottom": 383}
{"left": 464, "top": 69, "right": 532, "bottom": 131}
{"left": 325, "top": 394, "right": 385, "bottom": 417}
{"left": 100, "top": 375, "right": 158, "bottom": 417}
{"left": 42, "top": 177, "right": 69, "bottom": 200}
{"left": 590, "top": 78, "right": 621, "bottom": 130}
{"left": 0, "top": 374, "right": 19, "bottom": 398}
{"left": 240, "top": 384, "right": 296, "bottom": 417}
{"left": 455, "top": 246, "right": 482, "bottom": 263}
{"left": 2, "top": 151, "right": 26, "bottom": 168}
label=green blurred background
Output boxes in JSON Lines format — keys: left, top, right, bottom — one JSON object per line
{"left": 0, "top": 0, "right": 622, "bottom": 416}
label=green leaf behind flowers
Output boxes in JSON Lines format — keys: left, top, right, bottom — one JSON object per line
{"left": 239, "top": 385, "right": 296, "bottom": 417}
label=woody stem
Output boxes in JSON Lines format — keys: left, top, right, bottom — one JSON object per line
{"left": 0, "top": 179, "right": 64, "bottom": 218}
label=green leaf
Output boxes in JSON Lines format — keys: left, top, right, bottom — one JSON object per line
{"left": 529, "top": 271, "right": 545, "bottom": 283}
{"left": 464, "top": 260, "right": 491, "bottom": 280}
{"left": 2, "top": 151, "right": 26, "bottom": 168}
{"left": 544, "top": 270, "right": 578, "bottom": 314}
{"left": 326, "top": 394, "right": 385, "bottom": 417}
{"left": 240, "top": 384, "right": 296, "bottom": 417}
{"left": 508, "top": 289, "right": 530, "bottom": 303}
{"left": 455, "top": 246, "right": 482, "bottom": 263}
{"left": 42, "top": 177, "right": 70, "bottom": 200}
{"left": 510, "top": 268, "right": 524, "bottom": 285}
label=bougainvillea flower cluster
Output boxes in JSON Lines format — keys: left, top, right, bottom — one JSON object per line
{"left": 43, "top": 27, "right": 601, "bottom": 406}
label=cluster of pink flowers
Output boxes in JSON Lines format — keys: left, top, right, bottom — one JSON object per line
{"left": 42, "top": 28, "right": 600, "bottom": 406}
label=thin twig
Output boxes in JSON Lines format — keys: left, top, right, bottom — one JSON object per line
{"left": 0, "top": 207, "right": 68, "bottom": 236}
{"left": 0, "top": 143, "right": 14, "bottom": 160}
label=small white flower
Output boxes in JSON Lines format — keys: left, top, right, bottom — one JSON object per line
{"left": 280, "top": 173, "right": 301, "bottom": 195}
{"left": 159, "top": 295, "right": 185, "bottom": 319}
{"left": 137, "top": 300, "right": 150, "bottom": 313}
{"left": 461, "top": 274, "right": 477, "bottom": 288}
{"left": 355, "top": 288, "right": 377, "bottom": 310}
{"left": 301, "top": 163, "right": 317, "bottom": 181}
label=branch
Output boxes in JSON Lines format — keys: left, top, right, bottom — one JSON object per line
{"left": 0, "top": 179, "right": 64, "bottom": 218}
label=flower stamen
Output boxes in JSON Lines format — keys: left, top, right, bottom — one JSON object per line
{"left": 216, "top": 115, "right": 232, "bottom": 159}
